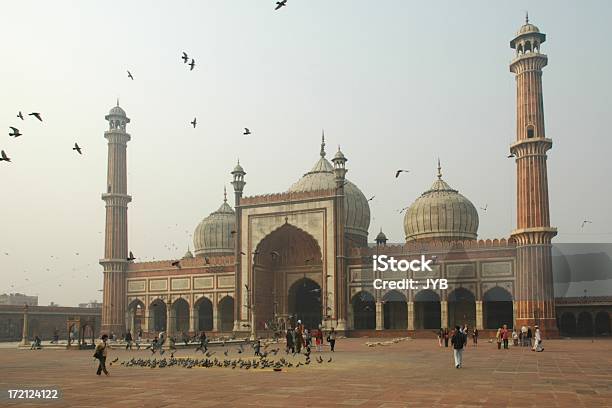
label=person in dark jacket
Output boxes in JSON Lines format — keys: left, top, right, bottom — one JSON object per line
{"left": 124, "top": 330, "right": 133, "bottom": 350}
{"left": 285, "top": 329, "right": 295, "bottom": 354}
{"left": 450, "top": 326, "right": 466, "bottom": 368}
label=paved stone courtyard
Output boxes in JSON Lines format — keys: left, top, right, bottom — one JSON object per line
{"left": 1, "top": 338, "right": 611, "bottom": 407}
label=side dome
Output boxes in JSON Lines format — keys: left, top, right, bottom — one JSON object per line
{"left": 193, "top": 190, "right": 236, "bottom": 257}
{"left": 288, "top": 137, "right": 370, "bottom": 244}
{"left": 403, "top": 163, "right": 478, "bottom": 242}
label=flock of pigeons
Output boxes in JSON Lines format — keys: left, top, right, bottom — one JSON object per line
{"left": 3, "top": 111, "right": 83, "bottom": 163}
{"left": 2, "top": 1, "right": 295, "bottom": 163}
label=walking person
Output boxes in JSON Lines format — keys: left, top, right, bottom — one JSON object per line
{"left": 532, "top": 325, "right": 544, "bottom": 352}
{"left": 316, "top": 328, "right": 324, "bottom": 352}
{"left": 443, "top": 328, "right": 449, "bottom": 347}
{"left": 472, "top": 328, "right": 478, "bottom": 346}
{"left": 527, "top": 326, "right": 533, "bottom": 348}
{"left": 450, "top": 325, "right": 466, "bottom": 368}
{"left": 94, "top": 334, "right": 110, "bottom": 376}
{"left": 124, "top": 330, "right": 133, "bottom": 350}
{"left": 328, "top": 328, "right": 337, "bottom": 352}
{"left": 495, "top": 327, "right": 501, "bottom": 350}
{"left": 502, "top": 324, "right": 509, "bottom": 349}
{"left": 285, "top": 328, "right": 294, "bottom": 354}
{"left": 195, "top": 331, "right": 208, "bottom": 353}
{"left": 437, "top": 328, "right": 443, "bottom": 347}
{"left": 512, "top": 328, "right": 519, "bottom": 346}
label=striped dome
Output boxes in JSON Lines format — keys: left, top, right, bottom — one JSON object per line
{"left": 403, "top": 165, "right": 478, "bottom": 242}
{"left": 193, "top": 192, "right": 235, "bottom": 257}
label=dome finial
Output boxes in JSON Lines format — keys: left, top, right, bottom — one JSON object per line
{"left": 437, "top": 158, "right": 442, "bottom": 179}
{"left": 525, "top": 11, "right": 529, "bottom": 24}
{"left": 320, "top": 129, "right": 326, "bottom": 157}
{"left": 223, "top": 186, "right": 227, "bottom": 202}
{"left": 116, "top": 98, "right": 120, "bottom": 107}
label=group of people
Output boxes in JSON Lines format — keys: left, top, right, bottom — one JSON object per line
{"left": 285, "top": 321, "right": 336, "bottom": 354}
{"left": 438, "top": 326, "right": 479, "bottom": 348}
{"left": 495, "top": 325, "right": 543, "bottom": 351}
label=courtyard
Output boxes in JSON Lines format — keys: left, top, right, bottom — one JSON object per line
{"left": 1, "top": 338, "right": 611, "bottom": 407}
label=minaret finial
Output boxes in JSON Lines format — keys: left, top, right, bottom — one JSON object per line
{"left": 116, "top": 98, "right": 119, "bottom": 107}
{"left": 437, "top": 158, "right": 442, "bottom": 179}
{"left": 223, "top": 186, "right": 227, "bottom": 202}
{"left": 525, "top": 11, "right": 529, "bottom": 24}
{"left": 320, "top": 130, "right": 326, "bottom": 157}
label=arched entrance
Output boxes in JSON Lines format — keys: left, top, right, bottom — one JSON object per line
{"left": 352, "top": 291, "right": 375, "bottom": 329}
{"left": 577, "top": 312, "right": 593, "bottom": 336}
{"left": 197, "top": 297, "right": 213, "bottom": 332}
{"left": 150, "top": 299, "right": 167, "bottom": 333}
{"left": 172, "top": 298, "right": 190, "bottom": 334}
{"left": 288, "top": 278, "right": 322, "bottom": 329}
{"left": 414, "top": 289, "right": 441, "bottom": 329}
{"left": 483, "top": 287, "right": 513, "bottom": 329}
{"left": 253, "top": 223, "right": 323, "bottom": 331}
{"left": 448, "top": 288, "right": 476, "bottom": 329}
{"left": 595, "top": 312, "right": 610, "bottom": 336}
{"left": 560, "top": 312, "right": 577, "bottom": 336}
{"left": 383, "top": 290, "right": 407, "bottom": 329}
{"left": 127, "top": 299, "right": 145, "bottom": 334}
{"left": 219, "top": 296, "right": 234, "bottom": 332}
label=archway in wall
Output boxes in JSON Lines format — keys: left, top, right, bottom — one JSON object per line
{"left": 559, "top": 312, "right": 577, "bottom": 336}
{"left": 197, "top": 297, "right": 213, "bottom": 332}
{"left": 352, "top": 291, "right": 375, "bottom": 330}
{"left": 448, "top": 288, "right": 476, "bottom": 330}
{"left": 595, "top": 311, "right": 610, "bottom": 336}
{"left": 253, "top": 223, "right": 323, "bottom": 330}
{"left": 173, "top": 298, "right": 190, "bottom": 334}
{"left": 414, "top": 289, "right": 441, "bottom": 329}
{"left": 383, "top": 290, "right": 407, "bottom": 329}
{"left": 219, "top": 296, "right": 234, "bottom": 332}
{"left": 127, "top": 299, "right": 145, "bottom": 334}
{"left": 483, "top": 287, "right": 514, "bottom": 329}
{"left": 577, "top": 312, "right": 593, "bottom": 336}
{"left": 288, "top": 278, "right": 322, "bottom": 329}
{"left": 150, "top": 299, "right": 167, "bottom": 333}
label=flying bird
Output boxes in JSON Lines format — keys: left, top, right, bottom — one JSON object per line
{"left": 398, "top": 206, "right": 409, "bottom": 214}
{"left": 127, "top": 70, "right": 134, "bottom": 80}
{"left": 480, "top": 204, "right": 488, "bottom": 211}
{"left": 270, "top": 250, "right": 280, "bottom": 258}
{"left": 28, "top": 112, "right": 42, "bottom": 121}
{"left": 190, "top": 117, "right": 197, "bottom": 128}
{"left": 189, "top": 59, "right": 195, "bottom": 71}
{"left": 73, "top": 143, "right": 82, "bottom": 155}
{"left": 243, "top": 128, "right": 251, "bottom": 135}
{"left": 367, "top": 195, "right": 375, "bottom": 202}
{"left": 182, "top": 51, "right": 189, "bottom": 63}
{"left": 127, "top": 251, "right": 136, "bottom": 261}
{"left": 395, "top": 169, "right": 409, "bottom": 178}
{"left": 581, "top": 220, "right": 593, "bottom": 229}
{"left": 8, "top": 127, "right": 22, "bottom": 137}
{"left": 171, "top": 260, "right": 181, "bottom": 268}
{"left": 0, "top": 150, "right": 11, "bottom": 162}
{"left": 17, "top": 111, "right": 24, "bottom": 120}
{"left": 275, "top": 0, "right": 287, "bottom": 10}
{"left": 507, "top": 153, "right": 515, "bottom": 158}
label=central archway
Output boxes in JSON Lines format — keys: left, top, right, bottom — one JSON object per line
{"left": 149, "top": 299, "right": 167, "bottom": 333}
{"left": 352, "top": 291, "right": 375, "bottom": 329}
{"left": 253, "top": 223, "right": 323, "bottom": 330}
{"left": 288, "top": 278, "right": 322, "bottom": 329}
{"left": 383, "top": 290, "right": 407, "bottom": 329}
{"left": 172, "top": 298, "right": 190, "bottom": 334}
{"left": 483, "top": 287, "right": 513, "bottom": 329}
{"left": 448, "top": 288, "right": 476, "bottom": 329}
{"left": 414, "top": 290, "right": 441, "bottom": 329}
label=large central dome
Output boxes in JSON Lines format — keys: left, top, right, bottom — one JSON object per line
{"left": 288, "top": 137, "right": 370, "bottom": 244}
{"left": 404, "top": 163, "right": 478, "bottom": 242}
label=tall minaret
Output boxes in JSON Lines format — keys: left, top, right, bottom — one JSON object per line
{"left": 509, "top": 15, "right": 558, "bottom": 337}
{"left": 100, "top": 101, "right": 132, "bottom": 335}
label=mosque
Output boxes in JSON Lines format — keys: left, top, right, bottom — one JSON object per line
{"left": 99, "top": 18, "right": 611, "bottom": 340}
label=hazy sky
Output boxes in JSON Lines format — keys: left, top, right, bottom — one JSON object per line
{"left": 1, "top": 0, "right": 611, "bottom": 306}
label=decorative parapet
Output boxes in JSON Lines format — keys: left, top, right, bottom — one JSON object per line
{"left": 128, "top": 255, "right": 235, "bottom": 271}
{"left": 240, "top": 189, "right": 336, "bottom": 206}
{"left": 350, "top": 238, "right": 516, "bottom": 257}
